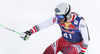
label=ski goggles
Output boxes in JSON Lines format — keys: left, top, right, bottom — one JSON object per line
{"left": 55, "top": 15, "right": 64, "bottom": 19}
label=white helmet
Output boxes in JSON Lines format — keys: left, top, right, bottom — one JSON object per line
{"left": 55, "top": 2, "right": 71, "bottom": 21}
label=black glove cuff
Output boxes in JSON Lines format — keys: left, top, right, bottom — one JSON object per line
{"left": 25, "top": 30, "right": 32, "bottom": 36}
{"left": 79, "top": 52, "right": 84, "bottom": 54}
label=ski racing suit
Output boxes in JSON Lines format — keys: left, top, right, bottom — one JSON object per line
{"left": 29, "top": 12, "right": 90, "bottom": 54}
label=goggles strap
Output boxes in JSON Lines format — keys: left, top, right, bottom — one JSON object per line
{"left": 64, "top": 4, "right": 71, "bottom": 22}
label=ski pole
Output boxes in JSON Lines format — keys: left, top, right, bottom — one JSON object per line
{"left": 0, "top": 24, "right": 20, "bottom": 35}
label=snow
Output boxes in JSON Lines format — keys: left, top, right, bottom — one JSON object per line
{"left": 0, "top": 0, "right": 100, "bottom": 54}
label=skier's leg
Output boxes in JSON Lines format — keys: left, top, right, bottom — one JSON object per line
{"left": 43, "top": 39, "right": 59, "bottom": 54}
{"left": 43, "top": 45, "right": 54, "bottom": 54}
{"left": 60, "top": 46, "right": 78, "bottom": 54}
{"left": 56, "top": 37, "right": 81, "bottom": 54}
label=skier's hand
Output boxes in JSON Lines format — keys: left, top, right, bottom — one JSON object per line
{"left": 20, "top": 31, "right": 31, "bottom": 41}
{"left": 79, "top": 52, "right": 84, "bottom": 54}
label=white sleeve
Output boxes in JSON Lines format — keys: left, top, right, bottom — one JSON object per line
{"left": 37, "top": 16, "right": 57, "bottom": 30}
{"left": 79, "top": 19, "right": 90, "bottom": 48}
{"left": 29, "top": 16, "right": 57, "bottom": 34}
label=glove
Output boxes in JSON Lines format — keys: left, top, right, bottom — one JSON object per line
{"left": 79, "top": 52, "right": 84, "bottom": 54}
{"left": 20, "top": 31, "right": 32, "bottom": 40}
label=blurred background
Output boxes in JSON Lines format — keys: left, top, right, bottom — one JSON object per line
{"left": 0, "top": 0, "right": 99, "bottom": 54}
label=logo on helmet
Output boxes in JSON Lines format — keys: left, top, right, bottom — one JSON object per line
{"left": 55, "top": 8, "right": 60, "bottom": 13}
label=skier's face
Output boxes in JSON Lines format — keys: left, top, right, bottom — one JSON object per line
{"left": 56, "top": 15, "right": 65, "bottom": 24}
{"left": 58, "top": 18, "right": 65, "bottom": 24}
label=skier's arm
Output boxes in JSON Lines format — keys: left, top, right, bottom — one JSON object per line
{"left": 20, "top": 16, "right": 57, "bottom": 40}
{"left": 30, "top": 16, "right": 57, "bottom": 33}
{"left": 79, "top": 19, "right": 90, "bottom": 53}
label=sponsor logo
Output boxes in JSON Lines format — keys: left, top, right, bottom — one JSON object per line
{"left": 55, "top": 8, "right": 60, "bottom": 13}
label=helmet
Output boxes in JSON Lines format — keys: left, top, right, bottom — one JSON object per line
{"left": 55, "top": 2, "right": 71, "bottom": 21}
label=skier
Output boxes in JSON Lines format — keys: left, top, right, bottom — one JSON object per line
{"left": 20, "top": 2, "right": 90, "bottom": 54}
